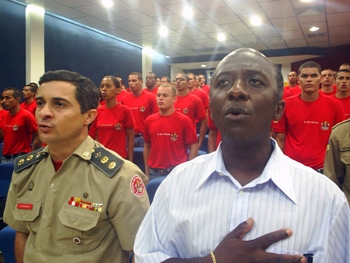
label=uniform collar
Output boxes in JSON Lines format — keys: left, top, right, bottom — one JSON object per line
{"left": 195, "top": 139, "right": 297, "bottom": 204}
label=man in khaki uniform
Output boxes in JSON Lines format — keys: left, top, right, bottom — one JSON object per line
{"left": 4, "top": 70, "right": 150, "bottom": 263}
{"left": 324, "top": 119, "right": 350, "bottom": 205}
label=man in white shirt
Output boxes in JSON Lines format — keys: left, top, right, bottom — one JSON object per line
{"left": 134, "top": 48, "right": 350, "bottom": 263}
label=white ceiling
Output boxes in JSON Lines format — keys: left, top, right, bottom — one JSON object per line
{"left": 12, "top": 0, "right": 350, "bottom": 68}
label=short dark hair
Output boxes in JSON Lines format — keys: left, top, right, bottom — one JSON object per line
{"left": 39, "top": 70, "right": 100, "bottom": 114}
{"left": 336, "top": 69, "right": 350, "bottom": 78}
{"left": 25, "top": 83, "right": 38, "bottom": 95}
{"left": 116, "top": 76, "right": 124, "bottom": 85}
{"left": 102, "top": 75, "right": 120, "bottom": 88}
{"left": 147, "top": 72, "right": 157, "bottom": 79}
{"left": 161, "top": 76, "right": 171, "bottom": 83}
{"left": 177, "top": 73, "right": 189, "bottom": 81}
{"left": 3, "top": 87, "right": 21, "bottom": 100}
{"left": 129, "top": 72, "right": 143, "bottom": 81}
{"left": 298, "top": 61, "right": 322, "bottom": 75}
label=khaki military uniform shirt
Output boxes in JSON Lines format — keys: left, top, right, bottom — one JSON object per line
{"left": 4, "top": 136, "right": 150, "bottom": 263}
{"left": 324, "top": 119, "right": 350, "bottom": 205}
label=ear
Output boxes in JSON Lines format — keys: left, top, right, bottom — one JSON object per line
{"left": 273, "top": 100, "right": 285, "bottom": 121}
{"left": 84, "top": 109, "right": 97, "bottom": 125}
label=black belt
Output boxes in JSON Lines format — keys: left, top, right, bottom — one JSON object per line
{"left": 3, "top": 152, "right": 26, "bottom": 159}
{"left": 135, "top": 133, "right": 143, "bottom": 137}
{"left": 150, "top": 167, "right": 174, "bottom": 175}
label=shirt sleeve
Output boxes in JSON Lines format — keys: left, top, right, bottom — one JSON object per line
{"left": 124, "top": 107, "right": 135, "bottom": 129}
{"left": 25, "top": 111, "right": 38, "bottom": 134}
{"left": 194, "top": 99, "right": 206, "bottom": 122}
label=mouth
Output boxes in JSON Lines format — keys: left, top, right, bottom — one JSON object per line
{"left": 38, "top": 123, "right": 53, "bottom": 132}
{"left": 225, "top": 107, "right": 249, "bottom": 120}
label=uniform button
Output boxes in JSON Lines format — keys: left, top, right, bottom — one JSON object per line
{"left": 73, "top": 237, "right": 81, "bottom": 245}
{"left": 43, "top": 214, "right": 47, "bottom": 219}
{"left": 23, "top": 214, "right": 28, "bottom": 219}
{"left": 50, "top": 183, "right": 55, "bottom": 188}
{"left": 36, "top": 245, "right": 42, "bottom": 252}
{"left": 73, "top": 220, "right": 79, "bottom": 226}
{"left": 240, "top": 191, "right": 244, "bottom": 196}
{"left": 218, "top": 172, "right": 224, "bottom": 176}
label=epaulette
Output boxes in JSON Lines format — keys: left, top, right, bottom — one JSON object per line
{"left": 90, "top": 147, "right": 124, "bottom": 178}
{"left": 332, "top": 119, "right": 350, "bottom": 130}
{"left": 14, "top": 147, "right": 47, "bottom": 173}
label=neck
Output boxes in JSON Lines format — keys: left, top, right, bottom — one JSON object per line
{"left": 301, "top": 91, "right": 319, "bottom": 102}
{"left": 159, "top": 107, "right": 174, "bottom": 116}
{"left": 336, "top": 91, "right": 350, "bottom": 98}
{"left": 133, "top": 89, "right": 142, "bottom": 97}
{"left": 221, "top": 135, "right": 272, "bottom": 186}
{"left": 48, "top": 133, "right": 88, "bottom": 162}
{"left": 321, "top": 84, "right": 333, "bottom": 92}
{"left": 188, "top": 86, "right": 195, "bottom": 92}
{"left": 289, "top": 83, "right": 297, "bottom": 87}
{"left": 106, "top": 99, "right": 117, "bottom": 108}
{"left": 147, "top": 85, "right": 156, "bottom": 91}
{"left": 25, "top": 97, "right": 34, "bottom": 104}
{"left": 9, "top": 105, "right": 20, "bottom": 115}
{"left": 177, "top": 89, "right": 188, "bottom": 96}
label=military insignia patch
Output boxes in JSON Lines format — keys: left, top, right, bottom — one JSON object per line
{"left": 140, "top": 106, "right": 146, "bottom": 112}
{"left": 130, "top": 175, "right": 145, "bottom": 197}
{"left": 171, "top": 133, "right": 178, "bottom": 141}
{"left": 321, "top": 121, "right": 330, "bottom": 131}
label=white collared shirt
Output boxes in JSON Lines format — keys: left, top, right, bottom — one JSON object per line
{"left": 134, "top": 140, "right": 350, "bottom": 263}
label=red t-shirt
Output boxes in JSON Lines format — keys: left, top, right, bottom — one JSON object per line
{"left": 201, "top": 84, "right": 210, "bottom": 94}
{"left": 144, "top": 111, "right": 198, "bottom": 169}
{"left": 89, "top": 104, "right": 134, "bottom": 158}
{"left": 121, "top": 90, "right": 158, "bottom": 134}
{"left": 285, "top": 85, "right": 301, "bottom": 96}
{"left": 20, "top": 100, "right": 37, "bottom": 116}
{"left": 273, "top": 94, "right": 345, "bottom": 169}
{"left": 0, "top": 108, "right": 38, "bottom": 155}
{"left": 320, "top": 85, "right": 337, "bottom": 96}
{"left": 0, "top": 109, "right": 7, "bottom": 123}
{"left": 144, "top": 87, "right": 158, "bottom": 96}
{"left": 190, "top": 88, "right": 209, "bottom": 110}
{"left": 334, "top": 95, "right": 350, "bottom": 120}
{"left": 174, "top": 93, "right": 207, "bottom": 126}
{"left": 116, "top": 90, "right": 128, "bottom": 102}
{"left": 208, "top": 108, "right": 221, "bottom": 149}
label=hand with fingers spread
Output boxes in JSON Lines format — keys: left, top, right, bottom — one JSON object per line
{"left": 213, "top": 218, "right": 306, "bottom": 263}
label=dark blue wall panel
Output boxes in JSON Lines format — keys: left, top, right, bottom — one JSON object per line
{"left": 0, "top": 1, "right": 26, "bottom": 92}
{"left": 44, "top": 14, "right": 143, "bottom": 87}
{"left": 152, "top": 51, "right": 170, "bottom": 78}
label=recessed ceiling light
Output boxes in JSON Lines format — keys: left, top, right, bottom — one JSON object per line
{"left": 250, "top": 16, "right": 262, "bottom": 26}
{"left": 309, "top": 26, "right": 319, "bottom": 32}
{"left": 166, "top": 56, "right": 170, "bottom": 58}
{"left": 182, "top": 6, "right": 193, "bottom": 19}
{"left": 217, "top": 33, "right": 226, "bottom": 42}
{"left": 300, "top": 0, "right": 313, "bottom": 2}
{"left": 159, "top": 26, "right": 169, "bottom": 37}
{"left": 201, "top": 64, "right": 207, "bottom": 68}
{"left": 102, "top": 0, "right": 113, "bottom": 8}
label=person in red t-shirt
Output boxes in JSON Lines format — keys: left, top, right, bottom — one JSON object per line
{"left": 284, "top": 71, "right": 301, "bottom": 95}
{"left": 208, "top": 107, "right": 221, "bottom": 153}
{"left": 274, "top": 61, "right": 344, "bottom": 170}
{"left": 199, "top": 74, "right": 210, "bottom": 94}
{"left": 143, "top": 84, "right": 198, "bottom": 182}
{"left": 89, "top": 76, "right": 135, "bottom": 160}
{"left": 160, "top": 76, "right": 171, "bottom": 85}
{"left": 121, "top": 72, "right": 158, "bottom": 147}
{"left": 20, "top": 83, "right": 38, "bottom": 116}
{"left": 188, "top": 72, "right": 209, "bottom": 111}
{"left": 320, "top": 68, "right": 337, "bottom": 96}
{"left": 334, "top": 69, "right": 350, "bottom": 119}
{"left": 174, "top": 73, "right": 207, "bottom": 150}
{"left": 144, "top": 72, "right": 158, "bottom": 96}
{"left": 0, "top": 87, "right": 41, "bottom": 163}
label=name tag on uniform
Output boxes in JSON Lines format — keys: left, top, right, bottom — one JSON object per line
{"left": 17, "top": 203, "right": 33, "bottom": 210}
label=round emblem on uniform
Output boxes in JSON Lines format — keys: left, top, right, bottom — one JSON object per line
{"left": 183, "top": 108, "right": 189, "bottom": 114}
{"left": 170, "top": 133, "right": 178, "bottom": 141}
{"left": 320, "top": 121, "right": 330, "bottom": 131}
{"left": 115, "top": 123, "right": 122, "bottom": 131}
{"left": 130, "top": 175, "right": 145, "bottom": 197}
{"left": 13, "top": 124, "right": 18, "bottom": 131}
{"left": 140, "top": 106, "right": 146, "bottom": 112}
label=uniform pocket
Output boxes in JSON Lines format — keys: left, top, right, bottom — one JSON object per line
{"left": 13, "top": 201, "right": 41, "bottom": 222}
{"left": 56, "top": 203, "right": 109, "bottom": 254}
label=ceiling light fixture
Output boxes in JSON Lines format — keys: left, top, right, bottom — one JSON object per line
{"left": 217, "top": 33, "right": 226, "bottom": 42}
{"left": 102, "top": 0, "right": 113, "bottom": 8}
{"left": 201, "top": 64, "right": 207, "bottom": 68}
{"left": 309, "top": 26, "right": 319, "bottom": 32}
{"left": 250, "top": 16, "right": 262, "bottom": 26}
{"left": 182, "top": 6, "right": 194, "bottom": 19}
{"left": 159, "top": 26, "right": 169, "bottom": 37}
{"left": 166, "top": 56, "right": 170, "bottom": 58}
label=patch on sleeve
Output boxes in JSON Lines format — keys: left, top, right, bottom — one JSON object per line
{"left": 130, "top": 175, "right": 146, "bottom": 197}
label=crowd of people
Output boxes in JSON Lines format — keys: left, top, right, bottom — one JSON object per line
{"left": 1, "top": 50, "right": 350, "bottom": 262}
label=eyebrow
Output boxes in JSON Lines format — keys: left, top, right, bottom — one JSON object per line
{"left": 36, "top": 96, "right": 72, "bottom": 105}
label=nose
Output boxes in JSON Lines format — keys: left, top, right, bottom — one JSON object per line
{"left": 38, "top": 103, "right": 53, "bottom": 119}
{"left": 227, "top": 79, "right": 248, "bottom": 101}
